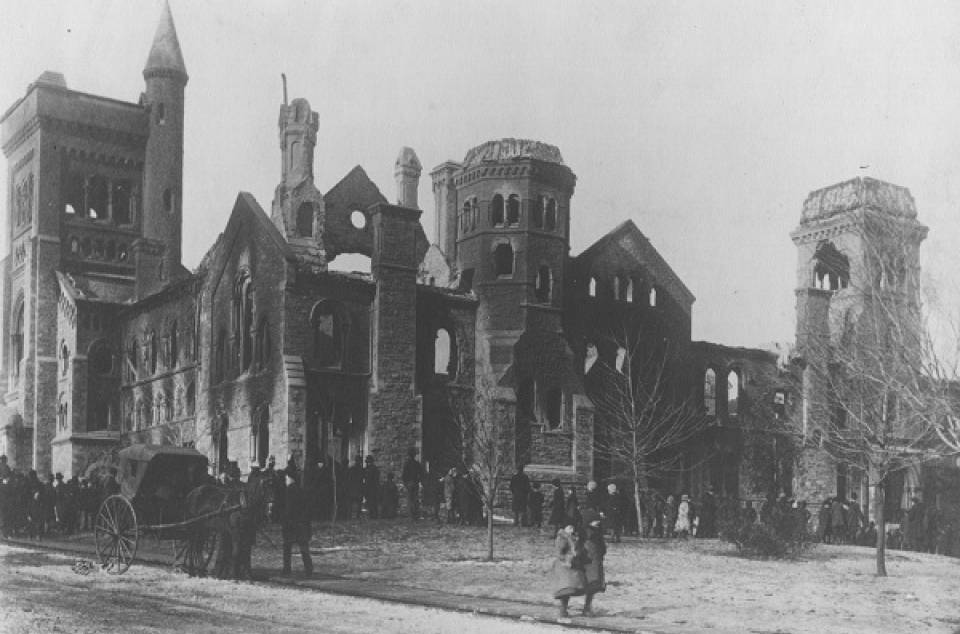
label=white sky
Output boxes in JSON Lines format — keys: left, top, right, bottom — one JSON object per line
{"left": 3, "top": 0, "right": 960, "bottom": 350}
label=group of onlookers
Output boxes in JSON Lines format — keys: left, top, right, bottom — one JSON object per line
{"left": 0, "top": 455, "right": 117, "bottom": 540}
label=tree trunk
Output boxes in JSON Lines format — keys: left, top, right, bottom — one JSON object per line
{"left": 634, "top": 478, "right": 645, "bottom": 538}
{"left": 875, "top": 483, "right": 887, "bottom": 577}
{"left": 486, "top": 500, "right": 494, "bottom": 561}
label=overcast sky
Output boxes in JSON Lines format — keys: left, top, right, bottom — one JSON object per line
{"left": 3, "top": 0, "right": 960, "bottom": 350}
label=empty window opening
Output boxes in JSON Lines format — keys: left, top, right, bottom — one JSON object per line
{"left": 112, "top": 180, "right": 132, "bottom": 224}
{"left": 506, "top": 194, "right": 520, "bottom": 225}
{"left": 156, "top": 102, "right": 166, "bottom": 125}
{"left": 170, "top": 320, "right": 178, "bottom": 369}
{"left": 214, "top": 418, "right": 229, "bottom": 474}
{"left": 350, "top": 210, "right": 367, "bottom": 229}
{"left": 535, "top": 266, "right": 552, "bottom": 302}
{"left": 312, "top": 301, "right": 346, "bottom": 368}
{"left": 163, "top": 188, "right": 174, "bottom": 214}
{"left": 704, "top": 368, "right": 717, "bottom": 416}
{"left": 491, "top": 194, "right": 505, "bottom": 226}
{"left": 61, "top": 342, "right": 70, "bottom": 377}
{"left": 215, "top": 328, "right": 227, "bottom": 383}
{"left": 625, "top": 278, "right": 634, "bottom": 302}
{"left": 469, "top": 198, "right": 478, "bottom": 231}
{"left": 185, "top": 382, "right": 195, "bottom": 416}
{"left": 493, "top": 243, "right": 514, "bottom": 276}
{"left": 64, "top": 173, "right": 84, "bottom": 216}
{"left": 649, "top": 286, "right": 658, "bottom": 306}
{"left": 88, "top": 176, "right": 108, "bottom": 219}
{"left": 434, "top": 328, "right": 454, "bottom": 376}
{"left": 12, "top": 300, "right": 25, "bottom": 379}
{"left": 584, "top": 344, "right": 598, "bottom": 374}
{"left": 544, "top": 387, "right": 563, "bottom": 429}
{"left": 251, "top": 407, "right": 270, "bottom": 468}
{"left": 727, "top": 370, "right": 740, "bottom": 416}
{"left": 532, "top": 196, "right": 545, "bottom": 228}
{"left": 458, "top": 268, "right": 475, "bottom": 292}
{"left": 588, "top": 277, "right": 597, "bottom": 297}
{"left": 812, "top": 241, "right": 850, "bottom": 291}
{"left": 149, "top": 332, "right": 158, "bottom": 375}
{"left": 234, "top": 272, "right": 254, "bottom": 372}
{"left": 296, "top": 203, "right": 314, "bottom": 237}
{"left": 545, "top": 199, "right": 557, "bottom": 231}
{"left": 461, "top": 201, "right": 470, "bottom": 234}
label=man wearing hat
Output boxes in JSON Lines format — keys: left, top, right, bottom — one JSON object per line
{"left": 362, "top": 455, "right": 381, "bottom": 519}
{"left": 280, "top": 469, "right": 313, "bottom": 577}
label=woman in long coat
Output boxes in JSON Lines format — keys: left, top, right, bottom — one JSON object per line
{"left": 548, "top": 479, "right": 566, "bottom": 531}
{"left": 550, "top": 525, "right": 586, "bottom": 618}
{"left": 581, "top": 510, "right": 607, "bottom": 616}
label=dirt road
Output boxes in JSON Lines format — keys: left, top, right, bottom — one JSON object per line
{"left": 0, "top": 543, "right": 594, "bottom": 634}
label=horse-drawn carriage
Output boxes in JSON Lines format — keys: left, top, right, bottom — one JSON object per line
{"left": 94, "top": 444, "right": 258, "bottom": 576}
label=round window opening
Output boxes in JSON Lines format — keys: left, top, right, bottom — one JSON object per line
{"left": 350, "top": 210, "right": 366, "bottom": 229}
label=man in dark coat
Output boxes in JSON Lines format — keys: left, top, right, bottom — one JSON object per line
{"left": 831, "top": 496, "right": 848, "bottom": 545}
{"left": 548, "top": 479, "right": 566, "bottom": 532}
{"left": 346, "top": 455, "right": 364, "bottom": 519}
{"left": 602, "top": 483, "right": 624, "bottom": 543}
{"left": 280, "top": 470, "right": 313, "bottom": 577}
{"left": 818, "top": 498, "right": 832, "bottom": 543}
{"left": 362, "top": 455, "right": 381, "bottom": 519}
{"left": 509, "top": 464, "right": 531, "bottom": 526}
{"left": 401, "top": 449, "right": 422, "bottom": 520}
{"left": 584, "top": 480, "right": 604, "bottom": 511}
{"left": 528, "top": 482, "right": 545, "bottom": 528}
{"left": 381, "top": 473, "right": 400, "bottom": 519}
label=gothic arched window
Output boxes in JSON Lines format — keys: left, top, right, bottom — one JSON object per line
{"left": 234, "top": 271, "right": 254, "bottom": 372}
{"left": 532, "top": 196, "right": 545, "bottom": 229}
{"left": 704, "top": 368, "right": 717, "bottom": 416}
{"left": 312, "top": 301, "right": 347, "bottom": 368}
{"left": 545, "top": 198, "right": 557, "bottom": 231}
{"left": 491, "top": 194, "right": 505, "bottom": 226}
{"left": 727, "top": 370, "right": 740, "bottom": 417}
{"left": 506, "top": 194, "right": 520, "bottom": 225}
{"left": 11, "top": 297, "right": 24, "bottom": 381}
{"left": 296, "top": 203, "right": 314, "bottom": 238}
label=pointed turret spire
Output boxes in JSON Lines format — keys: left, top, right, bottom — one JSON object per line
{"left": 143, "top": 1, "right": 188, "bottom": 80}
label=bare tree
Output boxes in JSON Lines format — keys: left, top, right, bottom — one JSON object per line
{"left": 799, "top": 213, "right": 956, "bottom": 576}
{"left": 588, "top": 326, "right": 708, "bottom": 535}
{"left": 450, "top": 379, "right": 512, "bottom": 562}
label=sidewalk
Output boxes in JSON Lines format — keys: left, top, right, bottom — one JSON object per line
{"left": 3, "top": 530, "right": 671, "bottom": 634}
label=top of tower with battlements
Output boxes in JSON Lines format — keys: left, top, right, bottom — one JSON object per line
{"left": 462, "top": 138, "right": 564, "bottom": 168}
{"left": 800, "top": 176, "right": 917, "bottom": 226}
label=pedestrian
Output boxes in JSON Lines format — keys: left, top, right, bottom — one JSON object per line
{"left": 602, "top": 483, "right": 623, "bottom": 543}
{"left": 564, "top": 485, "right": 581, "bottom": 529}
{"left": 421, "top": 462, "right": 441, "bottom": 522}
{"left": 663, "top": 494, "right": 677, "bottom": 538}
{"left": 381, "top": 473, "right": 399, "bottom": 519}
{"left": 280, "top": 470, "right": 313, "bottom": 578}
{"left": 675, "top": 494, "right": 693, "bottom": 539}
{"left": 401, "top": 448, "right": 422, "bottom": 520}
{"left": 548, "top": 479, "right": 566, "bottom": 532}
{"left": 818, "top": 498, "right": 832, "bottom": 543}
{"left": 584, "top": 480, "right": 604, "bottom": 511}
{"left": 581, "top": 509, "right": 607, "bottom": 617}
{"left": 831, "top": 495, "right": 848, "bottom": 545}
{"left": 847, "top": 492, "right": 865, "bottom": 544}
{"left": 509, "top": 464, "right": 531, "bottom": 526}
{"left": 346, "top": 456, "right": 364, "bottom": 519}
{"left": 442, "top": 467, "right": 457, "bottom": 524}
{"left": 528, "top": 482, "right": 545, "bottom": 528}
{"left": 363, "top": 455, "right": 381, "bottom": 519}
{"left": 551, "top": 524, "right": 587, "bottom": 619}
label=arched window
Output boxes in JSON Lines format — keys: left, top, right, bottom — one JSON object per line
{"left": 704, "top": 368, "right": 717, "bottom": 416}
{"left": 57, "top": 394, "right": 68, "bottom": 431}
{"left": 545, "top": 199, "right": 557, "bottom": 231}
{"left": 506, "top": 194, "right": 520, "bottom": 225}
{"left": 234, "top": 271, "right": 254, "bottom": 372}
{"left": 434, "top": 328, "right": 457, "bottom": 377}
{"left": 493, "top": 243, "right": 514, "bottom": 277}
{"left": 649, "top": 286, "right": 658, "bottom": 307}
{"left": 613, "top": 276, "right": 622, "bottom": 301}
{"left": 61, "top": 341, "right": 70, "bottom": 377}
{"left": 461, "top": 201, "right": 470, "bottom": 234}
{"left": 545, "top": 387, "right": 563, "bottom": 429}
{"left": 88, "top": 176, "right": 108, "bottom": 219}
{"left": 256, "top": 318, "right": 271, "bottom": 369}
{"left": 812, "top": 241, "right": 849, "bottom": 291}
{"left": 532, "top": 196, "right": 545, "bottom": 229}
{"left": 625, "top": 277, "right": 634, "bottom": 302}
{"left": 615, "top": 346, "right": 627, "bottom": 373}
{"left": 157, "top": 102, "right": 166, "bottom": 125}
{"left": 149, "top": 331, "right": 158, "bottom": 375}
{"left": 535, "top": 266, "right": 552, "bottom": 303}
{"left": 185, "top": 382, "right": 196, "bottom": 416}
{"left": 312, "top": 301, "right": 346, "bottom": 368}
{"left": 727, "top": 370, "right": 740, "bottom": 417}
{"left": 170, "top": 320, "right": 178, "bottom": 369}
{"left": 469, "top": 198, "right": 478, "bottom": 231}
{"left": 127, "top": 339, "right": 138, "bottom": 382}
{"left": 11, "top": 298, "right": 24, "bottom": 380}
{"left": 251, "top": 406, "right": 270, "bottom": 468}
{"left": 70, "top": 237, "right": 80, "bottom": 254}
{"left": 296, "top": 203, "right": 314, "bottom": 238}
{"left": 491, "top": 194, "right": 505, "bottom": 226}
{"left": 588, "top": 277, "right": 597, "bottom": 298}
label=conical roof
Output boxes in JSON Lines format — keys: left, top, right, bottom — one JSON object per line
{"left": 143, "top": 1, "right": 187, "bottom": 79}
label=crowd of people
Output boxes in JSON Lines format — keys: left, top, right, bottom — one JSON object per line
{"left": 0, "top": 455, "right": 118, "bottom": 540}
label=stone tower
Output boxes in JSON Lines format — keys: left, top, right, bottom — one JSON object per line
{"left": 139, "top": 0, "right": 188, "bottom": 297}
{"left": 434, "top": 139, "right": 576, "bottom": 376}
{"left": 790, "top": 176, "right": 928, "bottom": 514}
{"left": 270, "top": 97, "right": 325, "bottom": 264}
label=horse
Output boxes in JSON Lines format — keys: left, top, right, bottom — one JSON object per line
{"left": 182, "top": 476, "right": 272, "bottom": 579}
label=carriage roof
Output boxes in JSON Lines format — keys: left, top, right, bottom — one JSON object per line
{"left": 116, "top": 444, "right": 208, "bottom": 500}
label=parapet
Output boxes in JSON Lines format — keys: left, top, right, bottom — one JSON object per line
{"left": 800, "top": 177, "right": 916, "bottom": 225}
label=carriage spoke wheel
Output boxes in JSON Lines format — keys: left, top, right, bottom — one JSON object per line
{"left": 95, "top": 495, "right": 138, "bottom": 575}
{"left": 174, "top": 530, "right": 217, "bottom": 577}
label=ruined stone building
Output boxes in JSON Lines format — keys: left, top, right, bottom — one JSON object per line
{"left": 1, "top": 5, "right": 956, "bottom": 522}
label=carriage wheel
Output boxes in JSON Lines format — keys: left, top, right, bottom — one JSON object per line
{"left": 174, "top": 530, "right": 217, "bottom": 577}
{"left": 95, "top": 495, "right": 138, "bottom": 575}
